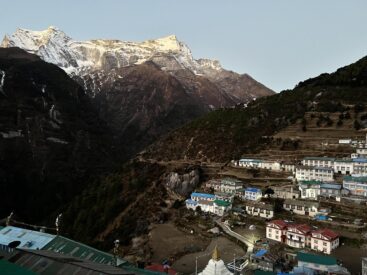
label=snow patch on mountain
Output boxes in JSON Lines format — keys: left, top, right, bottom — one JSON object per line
{"left": 0, "top": 69, "right": 5, "bottom": 95}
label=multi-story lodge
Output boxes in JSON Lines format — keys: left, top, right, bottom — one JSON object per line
{"left": 298, "top": 180, "right": 322, "bottom": 200}
{"left": 243, "top": 201, "right": 274, "bottom": 219}
{"left": 283, "top": 199, "right": 320, "bottom": 217}
{"left": 320, "top": 183, "right": 342, "bottom": 198}
{"left": 185, "top": 192, "right": 232, "bottom": 216}
{"left": 295, "top": 166, "right": 334, "bottom": 182}
{"left": 214, "top": 191, "right": 234, "bottom": 202}
{"left": 343, "top": 176, "right": 367, "bottom": 197}
{"left": 310, "top": 229, "right": 339, "bottom": 254}
{"left": 272, "top": 185, "right": 300, "bottom": 199}
{"left": 244, "top": 187, "right": 262, "bottom": 201}
{"left": 219, "top": 178, "right": 243, "bottom": 194}
{"left": 298, "top": 181, "right": 342, "bottom": 199}
{"left": 302, "top": 157, "right": 335, "bottom": 168}
{"left": 352, "top": 158, "right": 367, "bottom": 175}
{"left": 266, "top": 220, "right": 339, "bottom": 254}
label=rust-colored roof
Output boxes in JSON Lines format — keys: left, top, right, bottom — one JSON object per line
{"left": 288, "top": 224, "right": 312, "bottom": 234}
{"left": 312, "top": 228, "right": 339, "bottom": 240}
{"left": 267, "top": 220, "right": 287, "bottom": 229}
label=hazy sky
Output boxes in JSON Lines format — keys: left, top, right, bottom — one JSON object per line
{"left": 1, "top": 0, "right": 367, "bottom": 92}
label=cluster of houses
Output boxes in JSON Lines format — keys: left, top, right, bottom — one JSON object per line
{"left": 186, "top": 178, "right": 276, "bottom": 218}
{"left": 266, "top": 220, "right": 339, "bottom": 254}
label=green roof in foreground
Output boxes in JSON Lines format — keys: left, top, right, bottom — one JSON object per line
{"left": 214, "top": 199, "right": 231, "bottom": 207}
{"left": 297, "top": 252, "right": 337, "bottom": 266}
{"left": 42, "top": 235, "right": 119, "bottom": 265}
{"left": 0, "top": 259, "right": 37, "bottom": 275}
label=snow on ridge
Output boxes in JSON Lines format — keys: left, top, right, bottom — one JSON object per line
{"left": 0, "top": 70, "right": 6, "bottom": 95}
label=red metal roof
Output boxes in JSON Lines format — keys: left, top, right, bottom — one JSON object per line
{"left": 288, "top": 224, "right": 312, "bottom": 234}
{"left": 267, "top": 220, "right": 288, "bottom": 229}
{"left": 312, "top": 228, "right": 339, "bottom": 240}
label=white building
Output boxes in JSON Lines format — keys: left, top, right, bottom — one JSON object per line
{"left": 334, "top": 159, "right": 354, "bottom": 175}
{"left": 295, "top": 166, "right": 334, "bottom": 182}
{"left": 302, "top": 157, "right": 335, "bottom": 168}
{"left": 260, "top": 160, "right": 281, "bottom": 171}
{"left": 244, "top": 187, "right": 262, "bottom": 201}
{"left": 237, "top": 158, "right": 262, "bottom": 168}
{"left": 272, "top": 185, "right": 300, "bottom": 199}
{"left": 298, "top": 180, "right": 322, "bottom": 200}
{"left": 343, "top": 176, "right": 367, "bottom": 197}
{"left": 220, "top": 178, "right": 243, "bottom": 194}
{"left": 296, "top": 252, "right": 349, "bottom": 274}
{"left": 266, "top": 220, "right": 288, "bottom": 243}
{"left": 310, "top": 229, "right": 339, "bottom": 254}
{"left": 266, "top": 221, "right": 339, "bottom": 255}
{"left": 339, "top": 139, "right": 352, "bottom": 145}
{"left": 352, "top": 158, "right": 367, "bottom": 175}
{"left": 244, "top": 201, "right": 274, "bottom": 219}
{"left": 283, "top": 199, "right": 320, "bottom": 217}
{"left": 285, "top": 224, "right": 312, "bottom": 249}
{"left": 185, "top": 192, "right": 232, "bottom": 216}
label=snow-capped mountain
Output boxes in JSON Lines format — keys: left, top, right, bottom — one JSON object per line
{"left": 1, "top": 26, "right": 273, "bottom": 101}
{"left": 1, "top": 26, "right": 218, "bottom": 78}
{"left": 1, "top": 26, "right": 274, "bottom": 158}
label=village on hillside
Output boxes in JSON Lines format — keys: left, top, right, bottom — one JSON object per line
{"left": 176, "top": 134, "right": 367, "bottom": 274}
{"left": 2, "top": 135, "right": 367, "bottom": 275}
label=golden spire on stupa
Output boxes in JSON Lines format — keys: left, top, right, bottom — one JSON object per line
{"left": 212, "top": 245, "right": 220, "bottom": 261}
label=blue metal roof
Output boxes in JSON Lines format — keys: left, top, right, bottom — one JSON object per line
{"left": 0, "top": 226, "right": 55, "bottom": 250}
{"left": 353, "top": 158, "right": 367, "bottom": 163}
{"left": 185, "top": 199, "right": 198, "bottom": 205}
{"left": 191, "top": 192, "right": 215, "bottom": 199}
{"left": 320, "top": 183, "right": 341, "bottom": 190}
{"left": 254, "top": 249, "right": 267, "bottom": 257}
{"left": 246, "top": 187, "right": 261, "bottom": 193}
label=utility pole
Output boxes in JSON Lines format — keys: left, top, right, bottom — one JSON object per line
{"left": 55, "top": 213, "right": 62, "bottom": 235}
{"left": 6, "top": 212, "right": 13, "bottom": 226}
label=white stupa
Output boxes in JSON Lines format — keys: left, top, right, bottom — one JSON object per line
{"left": 199, "top": 246, "right": 233, "bottom": 275}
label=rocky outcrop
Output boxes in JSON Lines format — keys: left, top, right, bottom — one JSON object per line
{"left": 164, "top": 169, "right": 200, "bottom": 197}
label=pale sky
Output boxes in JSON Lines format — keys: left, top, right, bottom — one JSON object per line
{"left": 1, "top": 0, "right": 367, "bottom": 92}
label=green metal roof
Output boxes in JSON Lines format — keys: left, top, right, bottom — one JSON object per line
{"left": 343, "top": 176, "right": 367, "bottom": 182}
{"left": 0, "top": 259, "right": 37, "bottom": 275}
{"left": 334, "top": 159, "right": 353, "bottom": 163}
{"left": 42, "top": 235, "right": 118, "bottom": 265}
{"left": 299, "top": 180, "right": 322, "bottom": 185}
{"left": 214, "top": 199, "right": 231, "bottom": 207}
{"left": 304, "top": 157, "right": 335, "bottom": 161}
{"left": 297, "top": 252, "right": 337, "bottom": 265}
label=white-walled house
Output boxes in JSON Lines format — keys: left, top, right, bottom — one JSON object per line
{"left": 334, "top": 159, "right": 354, "bottom": 175}
{"left": 295, "top": 252, "right": 348, "bottom": 273}
{"left": 352, "top": 158, "right": 367, "bottom": 175}
{"left": 285, "top": 224, "right": 312, "bottom": 249}
{"left": 283, "top": 199, "right": 320, "bottom": 217}
{"left": 310, "top": 229, "right": 339, "bottom": 254}
{"left": 237, "top": 158, "right": 262, "bottom": 168}
{"left": 260, "top": 160, "right": 281, "bottom": 171}
{"left": 266, "top": 220, "right": 339, "bottom": 255}
{"left": 298, "top": 180, "right": 322, "bottom": 200}
{"left": 244, "top": 187, "right": 262, "bottom": 201}
{"left": 295, "top": 166, "right": 334, "bottom": 182}
{"left": 185, "top": 192, "right": 232, "bottom": 216}
{"left": 220, "top": 178, "right": 243, "bottom": 194}
{"left": 302, "top": 157, "right": 335, "bottom": 168}
{"left": 266, "top": 220, "right": 288, "bottom": 243}
{"left": 343, "top": 176, "right": 367, "bottom": 197}
{"left": 273, "top": 185, "right": 300, "bottom": 199}
{"left": 244, "top": 201, "right": 274, "bottom": 219}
